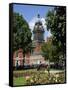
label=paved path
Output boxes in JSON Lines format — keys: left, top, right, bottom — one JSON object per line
{"left": 45, "top": 70, "right": 65, "bottom": 73}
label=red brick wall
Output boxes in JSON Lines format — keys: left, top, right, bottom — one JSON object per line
{"left": 13, "top": 48, "right": 31, "bottom": 66}
{"left": 25, "top": 52, "right": 30, "bottom": 64}
{"left": 34, "top": 43, "right": 41, "bottom": 53}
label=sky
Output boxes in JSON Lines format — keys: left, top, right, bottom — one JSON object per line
{"left": 13, "top": 4, "right": 54, "bottom": 41}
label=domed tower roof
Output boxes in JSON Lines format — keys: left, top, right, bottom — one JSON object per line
{"left": 33, "top": 14, "right": 44, "bottom": 33}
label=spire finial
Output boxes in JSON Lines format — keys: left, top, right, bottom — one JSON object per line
{"left": 37, "top": 14, "right": 40, "bottom": 18}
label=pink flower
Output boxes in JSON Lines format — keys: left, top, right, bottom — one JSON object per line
{"left": 25, "top": 76, "right": 30, "bottom": 80}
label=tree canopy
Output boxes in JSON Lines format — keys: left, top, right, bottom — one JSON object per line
{"left": 45, "top": 6, "right": 66, "bottom": 62}
{"left": 13, "top": 12, "right": 32, "bottom": 53}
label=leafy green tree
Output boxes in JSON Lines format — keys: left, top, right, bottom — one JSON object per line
{"left": 46, "top": 6, "right": 66, "bottom": 64}
{"left": 41, "top": 38, "right": 52, "bottom": 73}
{"left": 13, "top": 13, "right": 32, "bottom": 67}
{"left": 41, "top": 38, "right": 54, "bottom": 62}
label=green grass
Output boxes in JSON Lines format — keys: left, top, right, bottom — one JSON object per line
{"left": 13, "top": 77, "right": 26, "bottom": 86}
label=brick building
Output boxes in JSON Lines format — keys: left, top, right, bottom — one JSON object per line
{"left": 13, "top": 14, "right": 45, "bottom": 67}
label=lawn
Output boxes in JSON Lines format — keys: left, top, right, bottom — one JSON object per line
{"left": 13, "top": 77, "right": 26, "bottom": 86}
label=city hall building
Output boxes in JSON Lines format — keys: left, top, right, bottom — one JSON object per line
{"left": 13, "top": 14, "right": 46, "bottom": 67}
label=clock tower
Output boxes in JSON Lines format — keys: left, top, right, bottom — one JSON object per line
{"left": 32, "top": 14, "right": 44, "bottom": 54}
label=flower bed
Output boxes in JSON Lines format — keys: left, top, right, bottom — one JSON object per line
{"left": 13, "top": 69, "right": 65, "bottom": 86}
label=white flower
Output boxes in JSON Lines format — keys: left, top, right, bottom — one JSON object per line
{"left": 56, "top": 74, "right": 59, "bottom": 78}
{"left": 30, "top": 79, "right": 34, "bottom": 83}
{"left": 55, "top": 79, "right": 58, "bottom": 82}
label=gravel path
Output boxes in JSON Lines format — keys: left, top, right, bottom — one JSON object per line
{"left": 45, "top": 70, "right": 65, "bottom": 73}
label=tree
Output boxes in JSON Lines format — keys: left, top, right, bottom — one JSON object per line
{"left": 45, "top": 6, "right": 66, "bottom": 64}
{"left": 41, "top": 38, "right": 53, "bottom": 74}
{"left": 41, "top": 37, "right": 54, "bottom": 62}
{"left": 13, "top": 12, "right": 32, "bottom": 67}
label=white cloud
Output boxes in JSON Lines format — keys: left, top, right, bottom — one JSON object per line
{"left": 29, "top": 16, "right": 38, "bottom": 31}
{"left": 44, "top": 30, "right": 52, "bottom": 42}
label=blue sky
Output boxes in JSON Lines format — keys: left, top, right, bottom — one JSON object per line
{"left": 13, "top": 4, "right": 54, "bottom": 41}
